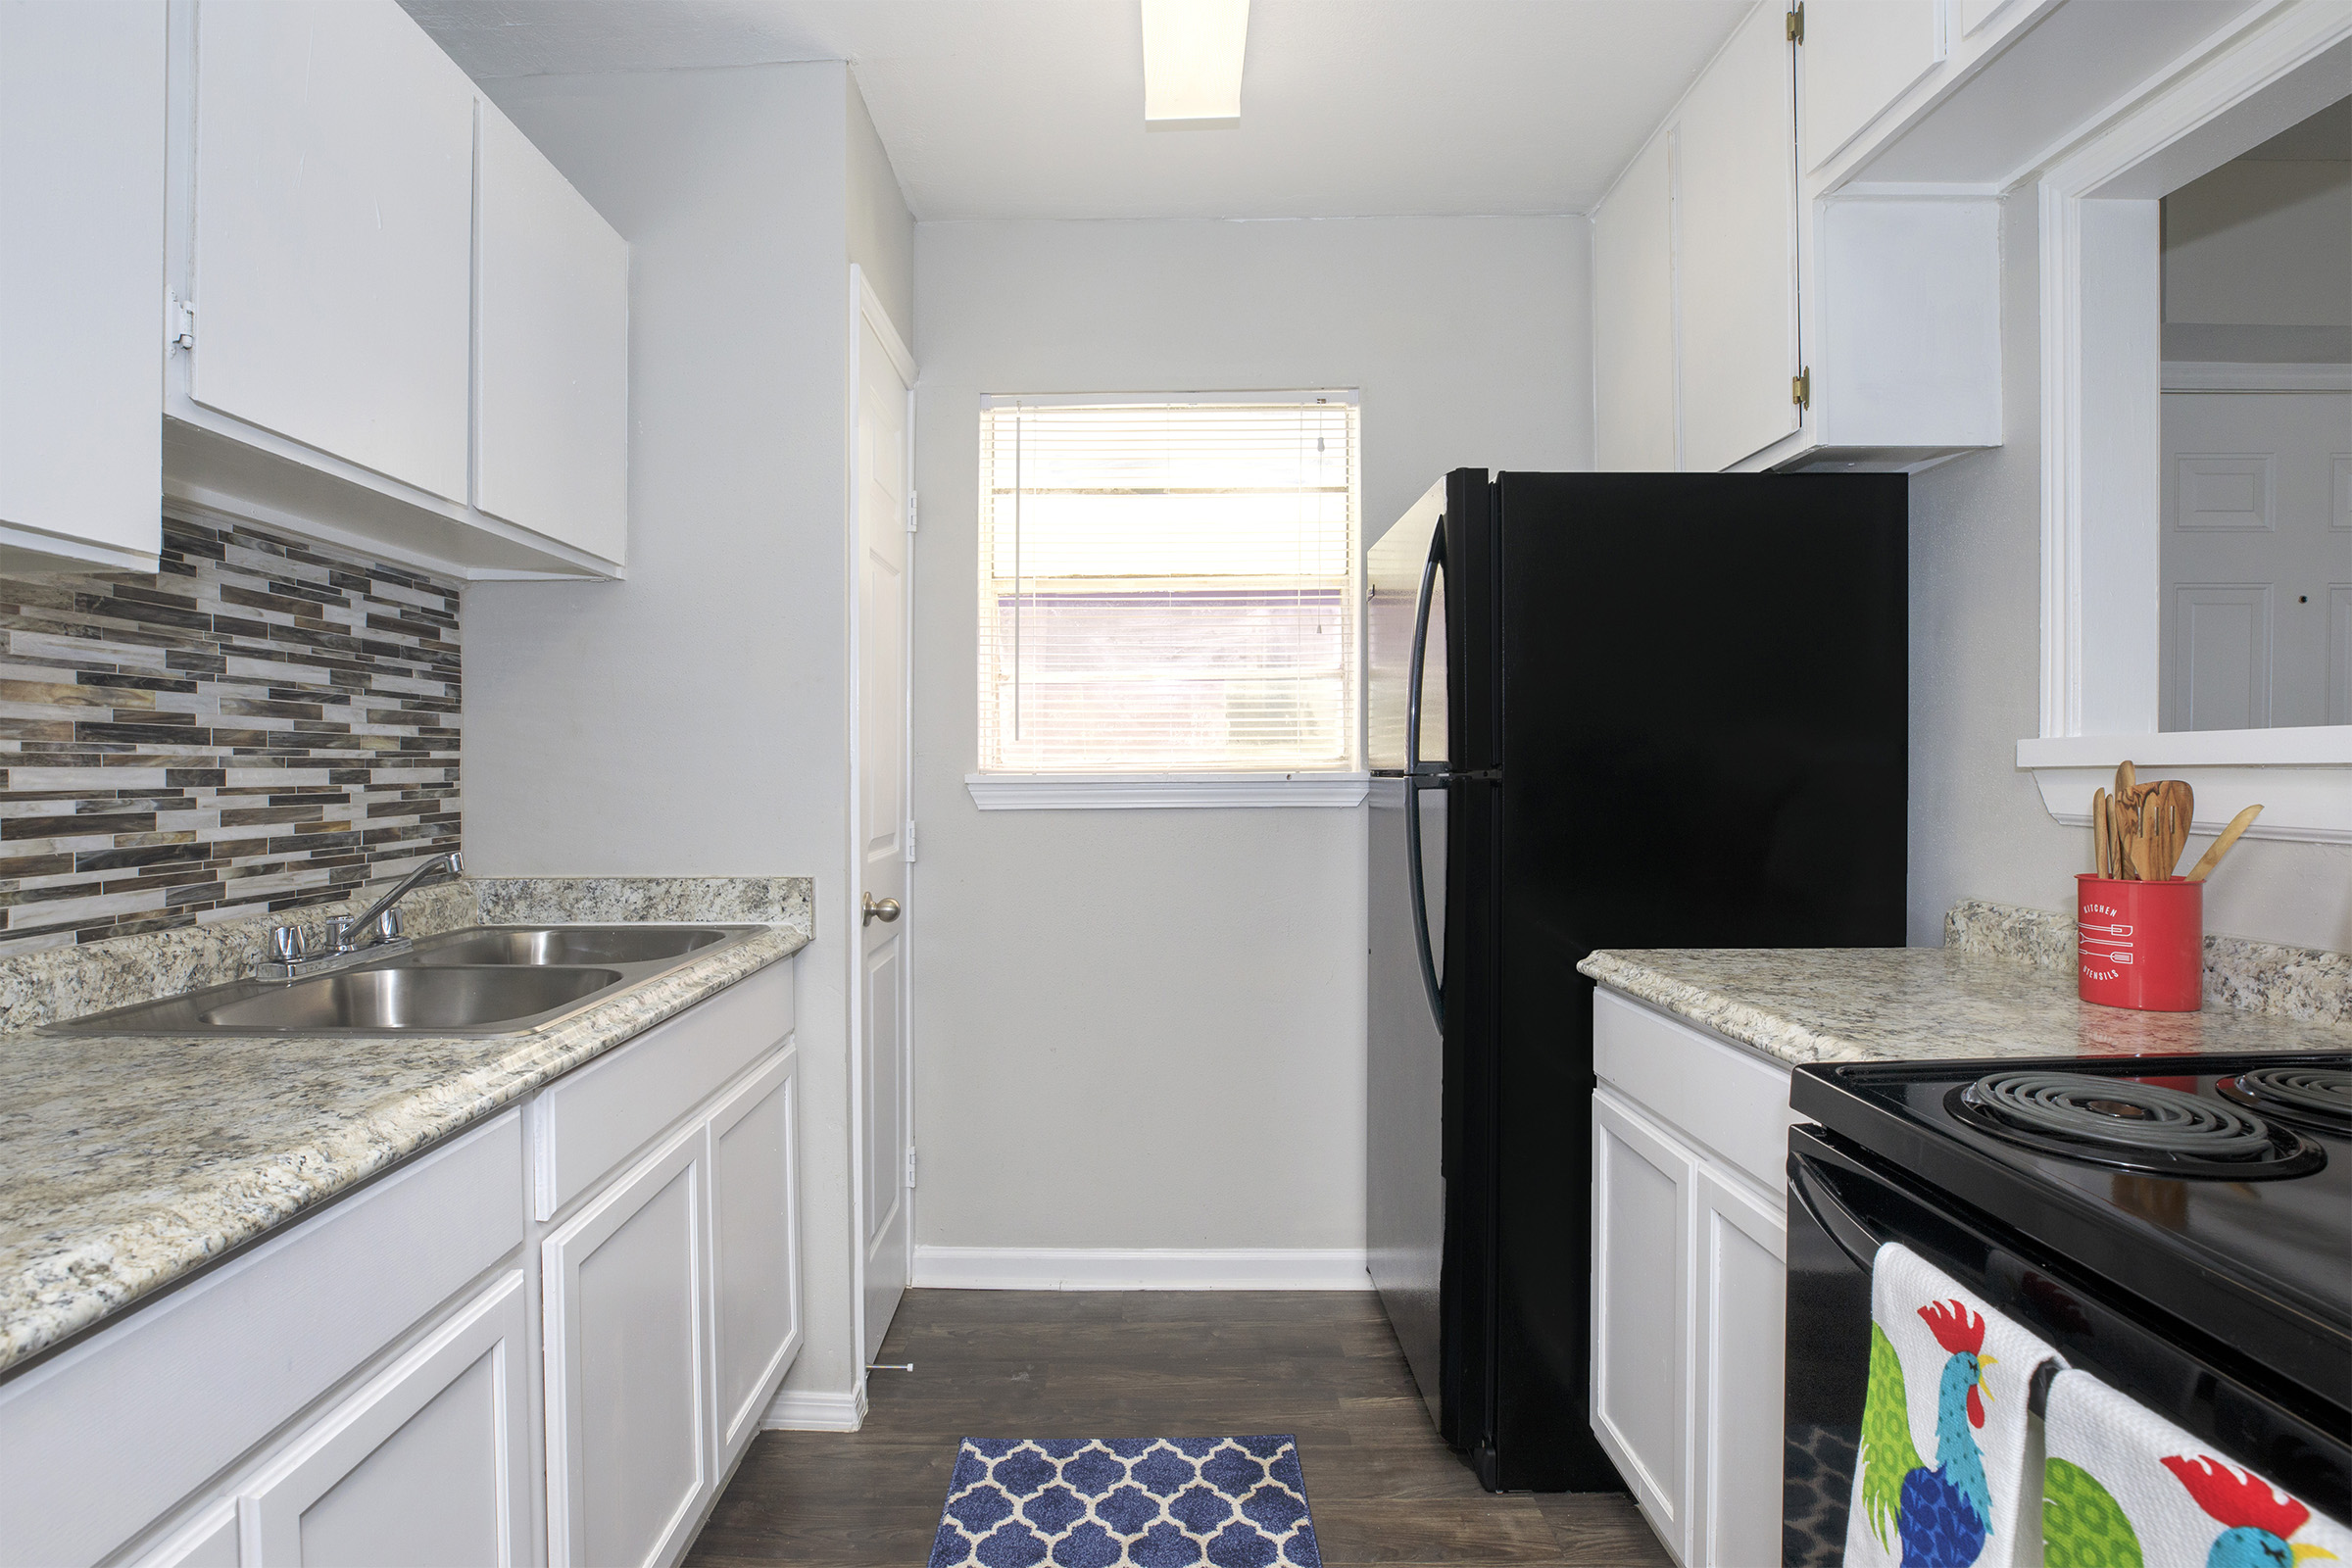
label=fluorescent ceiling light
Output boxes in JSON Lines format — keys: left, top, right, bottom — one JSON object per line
{"left": 1142, "top": 0, "right": 1250, "bottom": 129}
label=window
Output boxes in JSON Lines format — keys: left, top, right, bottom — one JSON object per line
{"left": 976, "top": 392, "right": 1360, "bottom": 778}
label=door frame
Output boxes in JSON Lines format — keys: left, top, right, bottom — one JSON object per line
{"left": 844, "top": 264, "right": 917, "bottom": 1384}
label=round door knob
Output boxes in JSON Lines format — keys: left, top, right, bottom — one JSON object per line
{"left": 862, "top": 894, "right": 902, "bottom": 925}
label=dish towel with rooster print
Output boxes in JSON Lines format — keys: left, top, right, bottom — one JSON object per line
{"left": 1843, "top": 1244, "right": 2065, "bottom": 1568}
{"left": 2042, "top": 1367, "right": 2349, "bottom": 1568}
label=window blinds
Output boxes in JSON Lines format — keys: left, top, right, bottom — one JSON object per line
{"left": 978, "top": 394, "right": 1359, "bottom": 773}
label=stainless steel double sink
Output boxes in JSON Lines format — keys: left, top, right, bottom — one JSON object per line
{"left": 48, "top": 925, "right": 762, "bottom": 1036}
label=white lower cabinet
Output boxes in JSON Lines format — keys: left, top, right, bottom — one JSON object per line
{"left": 1591, "top": 989, "right": 1792, "bottom": 1568}
{"left": 241, "top": 1271, "right": 531, "bottom": 1567}
{"left": 709, "top": 1050, "right": 804, "bottom": 1464}
{"left": 16, "top": 958, "right": 800, "bottom": 1568}
{"left": 544, "top": 1125, "right": 712, "bottom": 1568}
{"left": 1690, "top": 1164, "right": 1788, "bottom": 1568}
{"left": 1592, "top": 1091, "right": 1695, "bottom": 1558}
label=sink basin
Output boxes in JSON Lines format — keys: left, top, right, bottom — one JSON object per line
{"left": 43, "top": 921, "right": 762, "bottom": 1036}
{"left": 196, "top": 966, "right": 622, "bottom": 1032}
{"left": 405, "top": 926, "right": 730, "bottom": 967}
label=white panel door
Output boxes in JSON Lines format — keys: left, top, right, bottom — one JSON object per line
{"left": 1800, "top": 2, "right": 1944, "bottom": 172}
{"left": 1691, "top": 1165, "right": 1788, "bottom": 1568}
{"left": 854, "top": 286, "right": 914, "bottom": 1363}
{"left": 475, "top": 103, "right": 630, "bottom": 563}
{"left": 2160, "top": 391, "right": 2352, "bottom": 729}
{"left": 189, "top": 0, "right": 472, "bottom": 501}
{"left": 708, "top": 1048, "right": 804, "bottom": 1463}
{"left": 1593, "top": 130, "right": 1680, "bottom": 472}
{"left": 1591, "top": 1089, "right": 1693, "bottom": 1560}
{"left": 241, "top": 1273, "right": 528, "bottom": 1568}
{"left": 544, "top": 1127, "right": 710, "bottom": 1568}
{"left": 1678, "top": 1, "right": 1800, "bottom": 473}
{"left": 0, "top": 0, "right": 166, "bottom": 569}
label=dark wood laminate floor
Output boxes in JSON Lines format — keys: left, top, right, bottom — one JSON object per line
{"left": 687, "top": 1290, "right": 1673, "bottom": 1568}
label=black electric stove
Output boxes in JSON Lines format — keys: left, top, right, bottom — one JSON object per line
{"left": 1782, "top": 1053, "right": 2351, "bottom": 1565}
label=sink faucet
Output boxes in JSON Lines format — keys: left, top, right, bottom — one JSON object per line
{"left": 329, "top": 852, "right": 466, "bottom": 954}
{"left": 260, "top": 852, "right": 466, "bottom": 980}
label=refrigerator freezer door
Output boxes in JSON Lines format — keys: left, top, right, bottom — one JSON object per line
{"left": 1367, "top": 775, "right": 1446, "bottom": 1427}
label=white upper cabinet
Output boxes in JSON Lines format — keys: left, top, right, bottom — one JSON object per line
{"left": 1677, "top": 0, "right": 1800, "bottom": 475}
{"left": 1800, "top": 1, "right": 1945, "bottom": 172}
{"left": 188, "top": 0, "right": 474, "bottom": 503}
{"left": 0, "top": 0, "right": 167, "bottom": 572}
{"left": 1589, "top": 0, "right": 2045, "bottom": 474}
{"left": 1592, "top": 132, "right": 1680, "bottom": 472}
{"left": 162, "top": 0, "right": 630, "bottom": 579}
{"left": 476, "top": 105, "right": 630, "bottom": 563}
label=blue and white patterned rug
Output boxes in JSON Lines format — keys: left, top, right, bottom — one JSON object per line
{"left": 926, "top": 1436, "right": 1324, "bottom": 1568}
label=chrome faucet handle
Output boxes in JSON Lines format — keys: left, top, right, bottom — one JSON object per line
{"left": 268, "top": 924, "right": 306, "bottom": 964}
{"left": 374, "top": 906, "right": 404, "bottom": 944}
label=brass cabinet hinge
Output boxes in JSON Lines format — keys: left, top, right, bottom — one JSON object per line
{"left": 1791, "top": 368, "right": 1811, "bottom": 409}
{"left": 1787, "top": 4, "right": 1804, "bottom": 43}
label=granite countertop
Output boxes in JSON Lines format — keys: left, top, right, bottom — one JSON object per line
{"left": 0, "top": 877, "right": 811, "bottom": 1378}
{"left": 1579, "top": 900, "right": 2352, "bottom": 1071}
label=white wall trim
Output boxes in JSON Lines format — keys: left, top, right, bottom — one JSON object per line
{"left": 2162, "top": 361, "right": 2352, "bottom": 392}
{"left": 2028, "top": 2, "right": 2352, "bottom": 843}
{"left": 911, "top": 1246, "right": 1374, "bottom": 1292}
{"left": 760, "top": 1383, "right": 869, "bottom": 1433}
{"left": 965, "top": 772, "right": 1371, "bottom": 809}
{"left": 2018, "top": 728, "right": 2352, "bottom": 844}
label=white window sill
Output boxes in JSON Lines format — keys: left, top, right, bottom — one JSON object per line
{"left": 965, "top": 772, "right": 1371, "bottom": 810}
{"left": 2016, "top": 727, "right": 2352, "bottom": 844}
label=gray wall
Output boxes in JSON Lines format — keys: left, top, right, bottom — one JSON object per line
{"left": 465, "top": 61, "right": 898, "bottom": 1407}
{"left": 846, "top": 76, "right": 914, "bottom": 337}
{"left": 1908, "top": 192, "right": 2352, "bottom": 954}
{"left": 908, "top": 216, "right": 1589, "bottom": 1256}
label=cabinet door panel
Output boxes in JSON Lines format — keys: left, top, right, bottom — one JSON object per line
{"left": 189, "top": 0, "right": 472, "bottom": 501}
{"left": 243, "top": 1271, "right": 528, "bottom": 1568}
{"left": 475, "top": 104, "right": 629, "bottom": 563}
{"left": 1592, "top": 131, "right": 1680, "bottom": 472}
{"left": 0, "top": 0, "right": 165, "bottom": 567}
{"left": 709, "top": 1048, "right": 803, "bottom": 1461}
{"left": 1693, "top": 1166, "right": 1788, "bottom": 1568}
{"left": 545, "top": 1126, "right": 710, "bottom": 1568}
{"left": 1591, "top": 1089, "right": 1692, "bottom": 1555}
{"left": 1802, "top": 1, "right": 1943, "bottom": 172}
{"left": 1678, "top": 0, "right": 1799, "bottom": 473}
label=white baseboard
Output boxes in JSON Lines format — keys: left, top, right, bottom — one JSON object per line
{"left": 911, "top": 1246, "right": 1373, "bottom": 1292}
{"left": 761, "top": 1382, "right": 868, "bottom": 1432}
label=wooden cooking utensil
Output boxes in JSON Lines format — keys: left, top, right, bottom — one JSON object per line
{"left": 2111, "top": 776, "right": 2143, "bottom": 879}
{"left": 2184, "top": 804, "right": 2264, "bottom": 883}
{"left": 2153, "top": 779, "right": 2194, "bottom": 878}
{"left": 2092, "top": 788, "right": 2110, "bottom": 877}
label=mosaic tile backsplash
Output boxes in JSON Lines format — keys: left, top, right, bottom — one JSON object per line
{"left": 0, "top": 516, "right": 461, "bottom": 956}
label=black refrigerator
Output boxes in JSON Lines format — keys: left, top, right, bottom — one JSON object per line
{"left": 1365, "top": 469, "right": 1908, "bottom": 1494}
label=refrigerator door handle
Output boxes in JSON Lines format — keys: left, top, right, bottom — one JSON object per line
{"left": 1404, "top": 523, "right": 1446, "bottom": 1031}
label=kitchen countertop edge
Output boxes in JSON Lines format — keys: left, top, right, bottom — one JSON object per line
{"left": 1577, "top": 945, "right": 2352, "bottom": 1072}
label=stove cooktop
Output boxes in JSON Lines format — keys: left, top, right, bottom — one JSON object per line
{"left": 1791, "top": 1053, "right": 2352, "bottom": 1408}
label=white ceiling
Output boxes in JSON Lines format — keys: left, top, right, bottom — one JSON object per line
{"left": 401, "top": 0, "right": 1752, "bottom": 220}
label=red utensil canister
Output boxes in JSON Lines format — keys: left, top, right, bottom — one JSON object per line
{"left": 2076, "top": 873, "right": 2203, "bottom": 1011}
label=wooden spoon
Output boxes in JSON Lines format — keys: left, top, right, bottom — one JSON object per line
{"left": 2184, "top": 805, "right": 2263, "bottom": 883}
{"left": 2112, "top": 780, "right": 2143, "bottom": 879}
{"left": 2154, "top": 779, "right": 2194, "bottom": 877}
{"left": 2092, "top": 788, "right": 2110, "bottom": 877}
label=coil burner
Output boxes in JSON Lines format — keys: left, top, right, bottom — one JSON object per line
{"left": 2218, "top": 1066, "right": 2352, "bottom": 1136}
{"left": 1945, "top": 1070, "right": 2326, "bottom": 1178}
